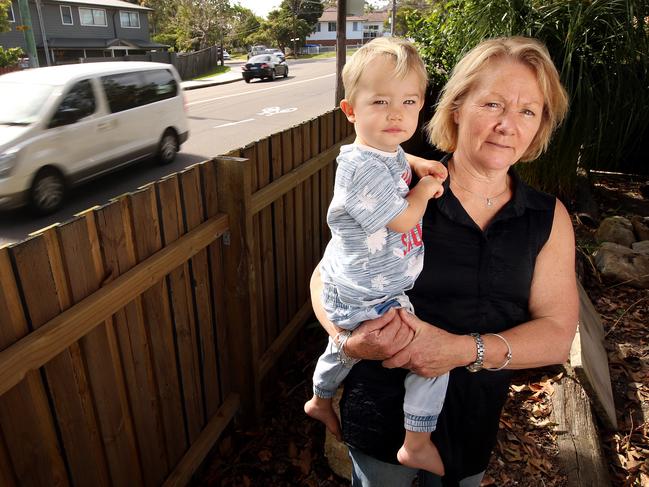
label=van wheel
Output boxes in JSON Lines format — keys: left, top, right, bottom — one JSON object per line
{"left": 30, "top": 167, "right": 65, "bottom": 215}
{"left": 157, "top": 130, "right": 178, "bottom": 165}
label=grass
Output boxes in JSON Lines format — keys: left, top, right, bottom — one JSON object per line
{"left": 193, "top": 65, "right": 230, "bottom": 80}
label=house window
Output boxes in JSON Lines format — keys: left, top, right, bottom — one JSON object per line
{"left": 60, "top": 5, "right": 73, "bottom": 25}
{"left": 7, "top": 2, "right": 15, "bottom": 22}
{"left": 353, "top": 21, "right": 359, "bottom": 31}
{"left": 328, "top": 21, "right": 336, "bottom": 32}
{"left": 120, "top": 11, "right": 140, "bottom": 28}
{"left": 79, "top": 7, "right": 107, "bottom": 26}
{"left": 316, "top": 23, "right": 321, "bottom": 32}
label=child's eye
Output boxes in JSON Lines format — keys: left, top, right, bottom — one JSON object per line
{"left": 373, "top": 100, "right": 388, "bottom": 105}
{"left": 404, "top": 99, "right": 417, "bottom": 105}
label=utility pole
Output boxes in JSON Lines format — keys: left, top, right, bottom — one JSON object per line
{"left": 335, "top": 0, "right": 346, "bottom": 106}
{"left": 16, "top": 0, "right": 39, "bottom": 68}
{"left": 391, "top": 0, "right": 397, "bottom": 36}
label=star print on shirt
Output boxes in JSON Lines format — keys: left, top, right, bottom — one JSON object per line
{"left": 367, "top": 227, "right": 388, "bottom": 254}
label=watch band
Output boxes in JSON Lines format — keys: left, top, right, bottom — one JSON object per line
{"left": 466, "top": 332, "right": 484, "bottom": 372}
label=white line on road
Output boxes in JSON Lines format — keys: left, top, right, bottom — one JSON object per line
{"left": 213, "top": 118, "right": 255, "bottom": 128}
{"left": 187, "top": 73, "right": 336, "bottom": 107}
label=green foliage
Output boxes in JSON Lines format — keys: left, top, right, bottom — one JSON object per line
{"left": 0, "top": 46, "right": 24, "bottom": 67}
{"left": 0, "top": 0, "right": 11, "bottom": 34}
{"left": 407, "top": 0, "right": 649, "bottom": 194}
{"left": 263, "top": 0, "right": 323, "bottom": 49}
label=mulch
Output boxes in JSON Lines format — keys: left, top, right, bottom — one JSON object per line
{"left": 192, "top": 173, "right": 649, "bottom": 487}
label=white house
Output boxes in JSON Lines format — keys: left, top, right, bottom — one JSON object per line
{"left": 306, "top": 7, "right": 390, "bottom": 46}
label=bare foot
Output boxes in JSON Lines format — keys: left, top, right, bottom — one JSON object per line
{"left": 397, "top": 432, "right": 444, "bottom": 475}
{"left": 304, "top": 396, "right": 342, "bottom": 441}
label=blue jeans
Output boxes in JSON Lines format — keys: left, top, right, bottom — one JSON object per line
{"left": 348, "top": 446, "right": 485, "bottom": 487}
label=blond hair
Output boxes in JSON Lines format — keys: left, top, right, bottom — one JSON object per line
{"left": 427, "top": 36, "right": 569, "bottom": 161}
{"left": 342, "top": 37, "right": 428, "bottom": 104}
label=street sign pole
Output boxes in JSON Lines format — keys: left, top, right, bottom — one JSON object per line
{"left": 17, "top": 0, "right": 39, "bottom": 68}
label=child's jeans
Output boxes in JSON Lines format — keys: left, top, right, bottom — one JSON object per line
{"left": 313, "top": 292, "right": 449, "bottom": 433}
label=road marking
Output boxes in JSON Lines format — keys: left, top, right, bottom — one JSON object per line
{"left": 213, "top": 118, "right": 255, "bottom": 128}
{"left": 257, "top": 106, "right": 298, "bottom": 117}
{"left": 187, "top": 73, "right": 336, "bottom": 107}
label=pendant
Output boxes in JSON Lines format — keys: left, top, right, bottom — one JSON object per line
{"left": 486, "top": 198, "right": 493, "bottom": 207}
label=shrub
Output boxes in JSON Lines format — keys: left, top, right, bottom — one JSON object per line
{"left": 0, "top": 46, "right": 24, "bottom": 67}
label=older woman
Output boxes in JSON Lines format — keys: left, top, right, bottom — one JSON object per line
{"left": 310, "top": 36, "right": 578, "bottom": 486}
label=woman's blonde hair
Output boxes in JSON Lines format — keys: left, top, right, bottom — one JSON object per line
{"left": 427, "top": 36, "right": 569, "bottom": 161}
{"left": 342, "top": 37, "right": 428, "bottom": 104}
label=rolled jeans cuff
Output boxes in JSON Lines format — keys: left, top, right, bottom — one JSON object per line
{"left": 314, "top": 385, "right": 335, "bottom": 399}
{"left": 404, "top": 413, "right": 438, "bottom": 433}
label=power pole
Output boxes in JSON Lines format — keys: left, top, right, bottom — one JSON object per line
{"left": 391, "top": 0, "right": 397, "bottom": 36}
{"left": 17, "top": 0, "right": 39, "bottom": 68}
{"left": 335, "top": 0, "right": 346, "bottom": 106}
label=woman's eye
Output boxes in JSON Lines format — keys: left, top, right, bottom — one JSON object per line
{"left": 522, "top": 109, "right": 535, "bottom": 117}
{"left": 485, "top": 102, "right": 501, "bottom": 109}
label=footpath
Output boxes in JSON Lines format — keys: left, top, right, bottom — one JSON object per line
{"left": 181, "top": 67, "right": 243, "bottom": 90}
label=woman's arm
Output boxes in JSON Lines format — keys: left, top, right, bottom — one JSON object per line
{"left": 384, "top": 199, "right": 579, "bottom": 376}
{"left": 310, "top": 267, "right": 414, "bottom": 360}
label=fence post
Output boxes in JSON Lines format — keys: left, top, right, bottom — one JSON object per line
{"left": 214, "top": 156, "right": 260, "bottom": 425}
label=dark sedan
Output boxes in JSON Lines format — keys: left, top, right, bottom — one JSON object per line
{"left": 242, "top": 55, "right": 289, "bottom": 83}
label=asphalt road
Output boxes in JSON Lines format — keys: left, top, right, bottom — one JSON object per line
{"left": 0, "top": 57, "right": 338, "bottom": 246}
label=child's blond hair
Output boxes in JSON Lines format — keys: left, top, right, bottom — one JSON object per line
{"left": 342, "top": 37, "right": 428, "bottom": 104}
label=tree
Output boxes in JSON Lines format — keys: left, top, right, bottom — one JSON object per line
{"left": 227, "top": 4, "right": 262, "bottom": 49}
{"left": 269, "top": 0, "right": 324, "bottom": 54}
{"left": 407, "top": 0, "right": 649, "bottom": 194}
{"left": 0, "top": 0, "right": 11, "bottom": 33}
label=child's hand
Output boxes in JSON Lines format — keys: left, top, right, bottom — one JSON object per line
{"left": 409, "top": 156, "right": 448, "bottom": 181}
{"left": 417, "top": 175, "right": 444, "bottom": 199}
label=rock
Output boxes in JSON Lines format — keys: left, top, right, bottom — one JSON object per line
{"left": 594, "top": 242, "right": 649, "bottom": 288}
{"left": 631, "top": 216, "right": 649, "bottom": 241}
{"left": 632, "top": 240, "right": 649, "bottom": 254}
{"left": 595, "top": 216, "right": 635, "bottom": 247}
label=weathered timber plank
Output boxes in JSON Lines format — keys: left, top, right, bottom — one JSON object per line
{"left": 282, "top": 128, "right": 297, "bottom": 319}
{"left": 0, "top": 247, "right": 67, "bottom": 487}
{"left": 179, "top": 167, "right": 221, "bottom": 418}
{"left": 302, "top": 122, "right": 314, "bottom": 284}
{"left": 11, "top": 231, "right": 112, "bottom": 486}
{"left": 571, "top": 282, "right": 618, "bottom": 430}
{"left": 157, "top": 175, "right": 206, "bottom": 442}
{"left": 310, "top": 118, "right": 322, "bottom": 272}
{"left": 551, "top": 374, "right": 611, "bottom": 487}
{"left": 270, "top": 132, "right": 289, "bottom": 329}
{"left": 94, "top": 199, "right": 167, "bottom": 486}
{"left": 292, "top": 126, "right": 306, "bottom": 308}
{"left": 200, "top": 160, "right": 231, "bottom": 399}
{"left": 129, "top": 186, "right": 188, "bottom": 466}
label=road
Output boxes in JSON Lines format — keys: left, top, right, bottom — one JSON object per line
{"left": 0, "top": 57, "right": 338, "bottom": 245}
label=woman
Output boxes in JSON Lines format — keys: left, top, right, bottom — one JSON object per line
{"left": 310, "top": 36, "right": 579, "bottom": 486}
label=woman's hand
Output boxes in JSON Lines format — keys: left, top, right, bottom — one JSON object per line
{"left": 382, "top": 309, "right": 474, "bottom": 377}
{"left": 344, "top": 308, "right": 415, "bottom": 361}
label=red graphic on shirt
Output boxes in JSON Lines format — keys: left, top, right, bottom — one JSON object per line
{"left": 401, "top": 223, "right": 423, "bottom": 256}
{"left": 402, "top": 169, "right": 412, "bottom": 186}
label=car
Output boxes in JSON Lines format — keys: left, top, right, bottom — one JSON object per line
{"left": 0, "top": 62, "right": 189, "bottom": 214}
{"left": 264, "top": 48, "right": 285, "bottom": 61}
{"left": 221, "top": 49, "right": 231, "bottom": 60}
{"left": 241, "top": 55, "right": 289, "bottom": 83}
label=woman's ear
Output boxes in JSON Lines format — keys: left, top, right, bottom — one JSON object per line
{"left": 340, "top": 99, "right": 356, "bottom": 123}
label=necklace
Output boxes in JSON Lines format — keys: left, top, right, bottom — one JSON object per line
{"left": 451, "top": 174, "right": 509, "bottom": 208}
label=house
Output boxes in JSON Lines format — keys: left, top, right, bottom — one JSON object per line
{"left": 306, "top": 7, "right": 390, "bottom": 46}
{"left": 0, "top": 0, "right": 166, "bottom": 66}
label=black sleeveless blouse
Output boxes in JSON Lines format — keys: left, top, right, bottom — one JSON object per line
{"left": 340, "top": 159, "right": 556, "bottom": 485}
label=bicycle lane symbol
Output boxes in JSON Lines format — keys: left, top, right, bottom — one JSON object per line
{"left": 257, "top": 106, "right": 298, "bottom": 117}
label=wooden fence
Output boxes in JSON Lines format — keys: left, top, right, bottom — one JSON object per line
{"left": 0, "top": 109, "right": 354, "bottom": 486}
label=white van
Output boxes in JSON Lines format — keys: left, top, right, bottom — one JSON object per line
{"left": 0, "top": 61, "right": 189, "bottom": 214}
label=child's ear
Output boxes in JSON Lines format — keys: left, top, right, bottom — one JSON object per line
{"left": 340, "top": 99, "right": 356, "bottom": 123}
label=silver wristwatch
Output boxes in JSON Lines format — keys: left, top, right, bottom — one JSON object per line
{"left": 466, "top": 332, "right": 484, "bottom": 372}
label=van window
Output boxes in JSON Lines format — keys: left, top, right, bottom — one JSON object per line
{"left": 102, "top": 72, "right": 141, "bottom": 113}
{"left": 49, "top": 79, "right": 96, "bottom": 127}
{"left": 139, "top": 69, "right": 178, "bottom": 104}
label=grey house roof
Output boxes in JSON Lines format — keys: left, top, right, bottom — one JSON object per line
{"left": 51, "top": 0, "right": 152, "bottom": 11}
{"left": 41, "top": 37, "right": 166, "bottom": 48}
